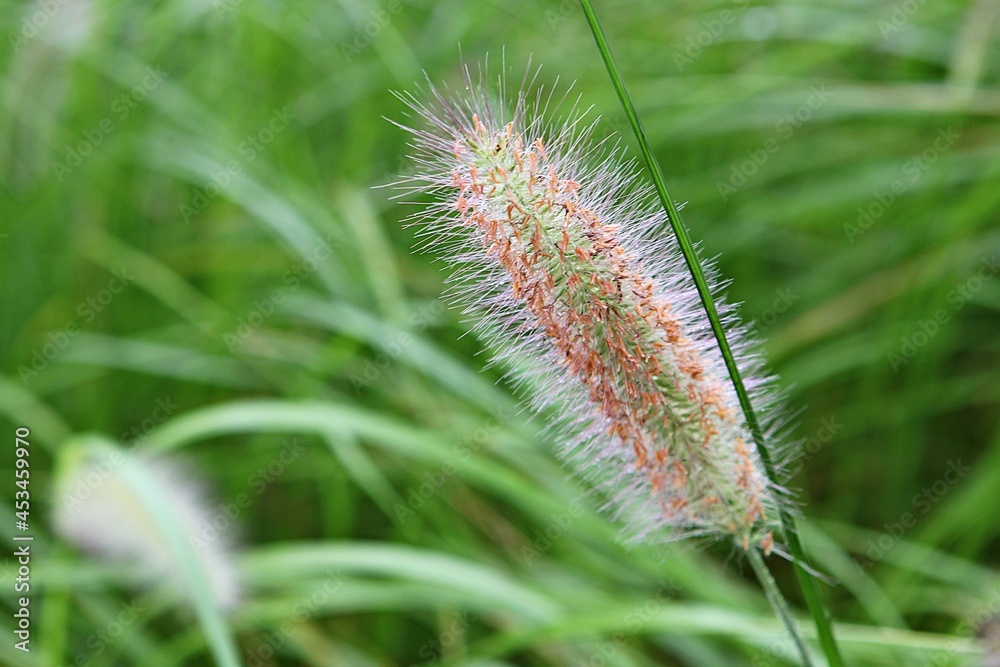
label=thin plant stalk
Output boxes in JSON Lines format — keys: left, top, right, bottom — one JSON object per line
{"left": 577, "top": 1, "right": 844, "bottom": 664}
{"left": 747, "top": 547, "right": 816, "bottom": 664}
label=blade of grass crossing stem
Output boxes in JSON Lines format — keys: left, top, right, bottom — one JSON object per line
{"left": 577, "top": 2, "right": 844, "bottom": 665}
{"left": 747, "top": 547, "right": 816, "bottom": 664}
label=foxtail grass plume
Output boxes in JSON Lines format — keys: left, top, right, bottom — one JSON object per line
{"left": 393, "top": 63, "right": 796, "bottom": 552}
{"left": 54, "top": 440, "right": 241, "bottom": 610}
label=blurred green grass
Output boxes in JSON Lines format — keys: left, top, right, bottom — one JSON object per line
{"left": 1, "top": 0, "right": 999, "bottom": 665}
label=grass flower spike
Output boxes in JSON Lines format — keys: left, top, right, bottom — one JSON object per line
{"left": 55, "top": 440, "right": 241, "bottom": 611}
{"left": 394, "top": 65, "right": 794, "bottom": 552}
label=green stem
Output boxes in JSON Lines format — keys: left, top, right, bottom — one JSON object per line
{"left": 577, "top": 2, "right": 845, "bottom": 665}
{"left": 747, "top": 547, "right": 816, "bottom": 665}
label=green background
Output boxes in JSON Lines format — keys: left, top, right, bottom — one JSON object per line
{"left": 1, "top": 0, "right": 999, "bottom": 665}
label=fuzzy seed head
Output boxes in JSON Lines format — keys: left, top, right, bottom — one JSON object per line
{"left": 55, "top": 443, "right": 241, "bottom": 610}
{"left": 394, "top": 63, "right": 795, "bottom": 551}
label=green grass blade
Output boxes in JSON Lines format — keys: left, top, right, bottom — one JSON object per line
{"left": 746, "top": 546, "right": 816, "bottom": 665}
{"left": 73, "top": 437, "right": 244, "bottom": 667}
{"left": 576, "top": 1, "right": 844, "bottom": 665}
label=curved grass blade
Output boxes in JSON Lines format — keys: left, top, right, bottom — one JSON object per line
{"left": 62, "top": 436, "right": 244, "bottom": 667}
